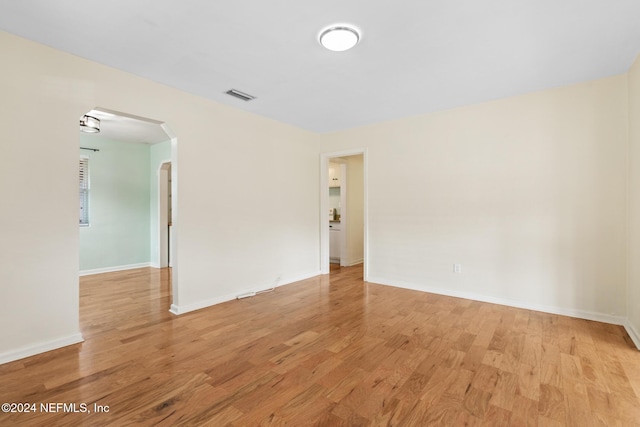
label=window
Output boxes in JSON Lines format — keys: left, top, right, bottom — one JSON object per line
{"left": 79, "top": 157, "right": 89, "bottom": 226}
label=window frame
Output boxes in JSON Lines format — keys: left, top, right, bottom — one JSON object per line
{"left": 79, "top": 156, "right": 90, "bottom": 227}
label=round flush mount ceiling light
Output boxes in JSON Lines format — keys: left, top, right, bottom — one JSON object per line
{"left": 319, "top": 25, "right": 360, "bottom": 52}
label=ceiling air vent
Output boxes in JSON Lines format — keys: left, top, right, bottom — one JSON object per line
{"left": 225, "top": 89, "right": 256, "bottom": 101}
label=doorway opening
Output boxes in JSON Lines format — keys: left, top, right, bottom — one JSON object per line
{"left": 320, "top": 149, "right": 367, "bottom": 279}
{"left": 78, "top": 107, "right": 179, "bottom": 310}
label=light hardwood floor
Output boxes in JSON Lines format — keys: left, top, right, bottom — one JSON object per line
{"left": 1, "top": 266, "right": 640, "bottom": 426}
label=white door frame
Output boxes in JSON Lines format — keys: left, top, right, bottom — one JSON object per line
{"left": 161, "top": 125, "right": 180, "bottom": 312}
{"left": 320, "top": 148, "right": 368, "bottom": 279}
{"left": 158, "top": 161, "right": 171, "bottom": 268}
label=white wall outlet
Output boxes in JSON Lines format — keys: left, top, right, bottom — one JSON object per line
{"left": 453, "top": 263, "right": 462, "bottom": 273}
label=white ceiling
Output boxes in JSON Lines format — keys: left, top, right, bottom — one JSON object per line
{"left": 2, "top": 1, "right": 640, "bottom": 134}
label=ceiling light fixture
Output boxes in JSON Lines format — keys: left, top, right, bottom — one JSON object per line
{"left": 319, "top": 25, "right": 360, "bottom": 52}
{"left": 80, "top": 115, "right": 100, "bottom": 133}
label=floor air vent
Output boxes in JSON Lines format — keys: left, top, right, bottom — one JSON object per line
{"left": 225, "top": 89, "right": 256, "bottom": 101}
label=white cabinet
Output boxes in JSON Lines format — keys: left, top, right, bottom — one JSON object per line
{"left": 328, "top": 163, "right": 341, "bottom": 187}
{"left": 330, "top": 222, "right": 341, "bottom": 263}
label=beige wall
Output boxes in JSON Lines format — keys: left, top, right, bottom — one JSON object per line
{"left": 628, "top": 54, "right": 640, "bottom": 343}
{"left": 321, "top": 75, "right": 629, "bottom": 322}
{"left": 0, "top": 31, "right": 321, "bottom": 362}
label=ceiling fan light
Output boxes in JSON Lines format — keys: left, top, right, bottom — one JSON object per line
{"left": 319, "top": 25, "right": 360, "bottom": 52}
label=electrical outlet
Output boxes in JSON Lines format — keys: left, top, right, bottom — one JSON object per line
{"left": 453, "top": 264, "right": 462, "bottom": 273}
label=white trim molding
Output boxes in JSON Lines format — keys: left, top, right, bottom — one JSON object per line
{"left": 170, "top": 271, "right": 321, "bottom": 315}
{"left": 368, "top": 276, "right": 627, "bottom": 327}
{"left": 625, "top": 321, "right": 640, "bottom": 350}
{"left": 79, "top": 262, "right": 154, "bottom": 276}
{"left": 0, "top": 333, "right": 84, "bottom": 365}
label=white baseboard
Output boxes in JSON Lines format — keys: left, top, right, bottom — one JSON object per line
{"left": 169, "top": 271, "right": 321, "bottom": 315}
{"left": 170, "top": 291, "right": 243, "bottom": 315}
{"left": 367, "top": 276, "right": 626, "bottom": 327}
{"left": 0, "top": 333, "right": 84, "bottom": 365}
{"left": 150, "top": 263, "right": 171, "bottom": 269}
{"left": 343, "top": 259, "right": 363, "bottom": 267}
{"left": 624, "top": 321, "right": 640, "bottom": 350}
{"left": 79, "top": 262, "right": 154, "bottom": 276}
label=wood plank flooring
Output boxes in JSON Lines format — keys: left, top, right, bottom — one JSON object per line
{"left": 1, "top": 266, "right": 640, "bottom": 426}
